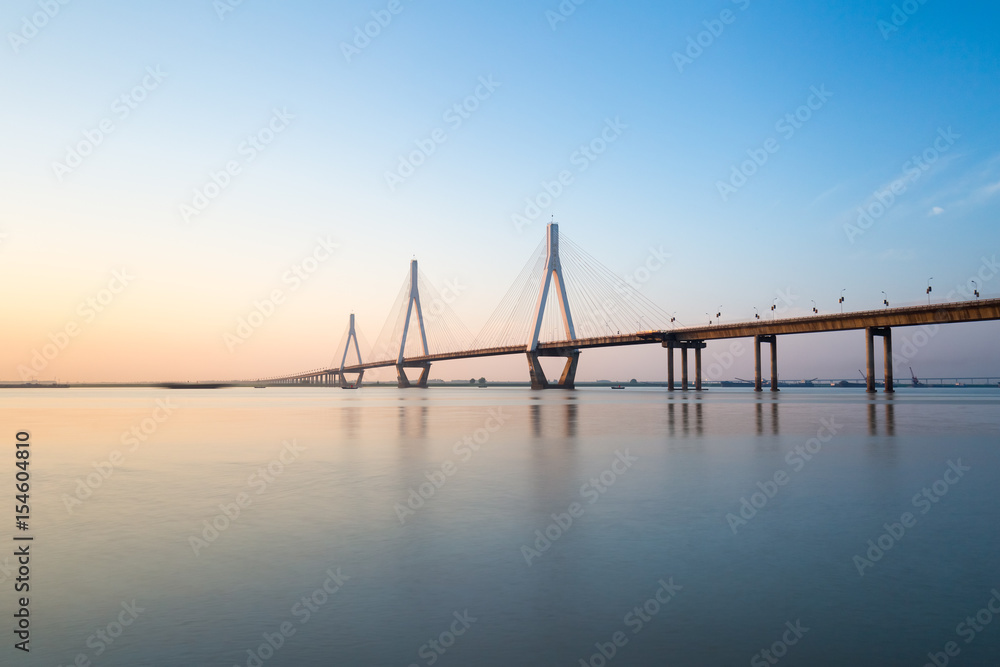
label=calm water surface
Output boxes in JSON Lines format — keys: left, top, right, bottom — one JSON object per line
{"left": 5, "top": 386, "right": 1000, "bottom": 666}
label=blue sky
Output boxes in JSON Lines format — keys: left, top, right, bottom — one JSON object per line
{"left": 1, "top": 0, "right": 998, "bottom": 381}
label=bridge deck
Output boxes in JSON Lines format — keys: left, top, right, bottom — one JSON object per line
{"left": 661, "top": 297, "right": 1000, "bottom": 341}
{"left": 264, "top": 298, "right": 1000, "bottom": 381}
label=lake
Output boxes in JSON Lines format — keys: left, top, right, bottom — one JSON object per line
{"left": 7, "top": 386, "right": 1000, "bottom": 666}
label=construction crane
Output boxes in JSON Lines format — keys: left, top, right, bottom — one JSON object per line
{"left": 910, "top": 366, "right": 922, "bottom": 387}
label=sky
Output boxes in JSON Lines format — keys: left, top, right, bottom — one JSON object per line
{"left": 1, "top": 0, "right": 999, "bottom": 382}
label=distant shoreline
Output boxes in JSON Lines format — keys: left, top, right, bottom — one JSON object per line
{"left": 2, "top": 381, "right": 998, "bottom": 389}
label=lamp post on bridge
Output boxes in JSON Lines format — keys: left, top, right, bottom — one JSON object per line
{"left": 882, "top": 291, "right": 889, "bottom": 308}
{"left": 839, "top": 289, "right": 845, "bottom": 313}
{"left": 926, "top": 277, "right": 933, "bottom": 304}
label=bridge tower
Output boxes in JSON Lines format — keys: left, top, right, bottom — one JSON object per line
{"left": 527, "top": 223, "right": 580, "bottom": 389}
{"left": 339, "top": 313, "right": 365, "bottom": 389}
{"left": 397, "top": 259, "right": 431, "bottom": 388}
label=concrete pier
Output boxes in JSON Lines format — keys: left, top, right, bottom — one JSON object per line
{"left": 666, "top": 346, "right": 675, "bottom": 391}
{"left": 695, "top": 346, "right": 703, "bottom": 391}
{"left": 754, "top": 335, "right": 779, "bottom": 392}
{"left": 527, "top": 350, "right": 579, "bottom": 390}
{"left": 662, "top": 339, "right": 706, "bottom": 392}
{"left": 397, "top": 363, "right": 430, "bottom": 388}
{"left": 865, "top": 327, "right": 894, "bottom": 393}
{"left": 681, "top": 348, "right": 688, "bottom": 391}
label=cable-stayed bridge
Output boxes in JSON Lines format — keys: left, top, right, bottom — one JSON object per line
{"left": 254, "top": 224, "right": 1000, "bottom": 393}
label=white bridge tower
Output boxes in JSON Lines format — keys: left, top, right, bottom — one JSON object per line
{"left": 396, "top": 259, "right": 431, "bottom": 388}
{"left": 338, "top": 313, "right": 365, "bottom": 389}
{"left": 526, "top": 223, "right": 579, "bottom": 389}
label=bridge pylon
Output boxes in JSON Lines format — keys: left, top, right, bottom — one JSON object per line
{"left": 339, "top": 313, "right": 365, "bottom": 389}
{"left": 397, "top": 259, "right": 431, "bottom": 388}
{"left": 527, "top": 223, "right": 579, "bottom": 389}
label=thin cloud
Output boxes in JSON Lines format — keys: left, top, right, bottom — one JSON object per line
{"left": 809, "top": 183, "right": 843, "bottom": 208}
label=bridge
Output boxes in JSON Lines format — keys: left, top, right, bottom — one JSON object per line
{"left": 254, "top": 223, "right": 1000, "bottom": 394}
